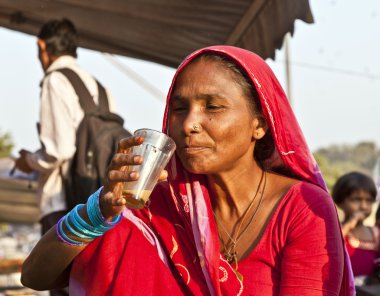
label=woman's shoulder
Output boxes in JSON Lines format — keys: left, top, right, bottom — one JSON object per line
{"left": 259, "top": 174, "right": 335, "bottom": 233}
{"left": 266, "top": 180, "right": 341, "bottom": 248}
{"left": 279, "top": 180, "right": 336, "bottom": 218}
{"left": 269, "top": 172, "right": 330, "bottom": 204}
{"left": 287, "top": 180, "right": 330, "bottom": 199}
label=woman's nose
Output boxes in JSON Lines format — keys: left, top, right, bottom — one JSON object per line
{"left": 183, "top": 110, "right": 202, "bottom": 135}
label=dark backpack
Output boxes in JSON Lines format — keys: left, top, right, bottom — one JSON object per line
{"left": 55, "top": 68, "right": 132, "bottom": 209}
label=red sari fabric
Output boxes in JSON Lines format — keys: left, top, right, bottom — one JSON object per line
{"left": 70, "top": 46, "right": 355, "bottom": 295}
{"left": 237, "top": 182, "right": 347, "bottom": 295}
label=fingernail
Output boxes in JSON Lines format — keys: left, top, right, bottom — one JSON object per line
{"left": 133, "top": 155, "right": 142, "bottom": 163}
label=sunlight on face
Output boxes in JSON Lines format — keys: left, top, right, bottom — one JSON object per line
{"left": 168, "top": 58, "right": 258, "bottom": 175}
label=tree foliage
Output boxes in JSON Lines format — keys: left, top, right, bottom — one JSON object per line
{"left": 313, "top": 141, "right": 380, "bottom": 192}
{"left": 0, "top": 130, "right": 14, "bottom": 158}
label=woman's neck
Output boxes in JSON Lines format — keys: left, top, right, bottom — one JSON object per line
{"left": 207, "top": 162, "right": 263, "bottom": 218}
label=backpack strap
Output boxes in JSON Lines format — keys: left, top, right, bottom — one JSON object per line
{"left": 96, "top": 81, "right": 110, "bottom": 113}
{"left": 54, "top": 68, "right": 109, "bottom": 114}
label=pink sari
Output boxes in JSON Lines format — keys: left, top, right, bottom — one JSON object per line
{"left": 70, "top": 46, "right": 355, "bottom": 295}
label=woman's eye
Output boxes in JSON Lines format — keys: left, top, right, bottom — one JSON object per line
{"left": 206, "top": 104, "right": 222, "bottom": 110}
{"left": 172, "top": 105, "right": 187, "bottom": 112}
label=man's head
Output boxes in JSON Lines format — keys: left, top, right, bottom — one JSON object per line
{"left": 37, "top": 18, "right": 78, "bottom": 71}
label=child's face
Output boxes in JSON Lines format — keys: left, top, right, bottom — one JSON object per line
{"left": 339, "top": 189, "right": 375, "bottom": 220}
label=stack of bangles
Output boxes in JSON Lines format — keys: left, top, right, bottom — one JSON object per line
{"left": 56, "top": 187, "right": 122, "bottom": 246}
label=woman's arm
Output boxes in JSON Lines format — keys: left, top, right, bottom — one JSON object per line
{"left": 21, "top": 226, "right": 86, "bottom": 290}
{"left": 21, "top": 136, "right": 155, "bottom": 290}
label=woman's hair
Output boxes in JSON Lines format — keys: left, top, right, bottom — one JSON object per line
{"left": 38, "top": 18, "right": 78, "bottom": 58}
{"left": 332, "top": 171, "right": 377, "bottom": 204}
{"left": 190, "top": 53, "right": 275, "bottom": 167}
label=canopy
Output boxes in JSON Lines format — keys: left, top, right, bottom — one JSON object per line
{"left": 0, "top": 0, "right": 313, "bottom": 68}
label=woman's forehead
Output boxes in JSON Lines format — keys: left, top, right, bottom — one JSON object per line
{"left": 172, "top": 60, "right": 244, "bottom": 98}
{"left": 174, "top": 58, "right": 240, "bottom": 88}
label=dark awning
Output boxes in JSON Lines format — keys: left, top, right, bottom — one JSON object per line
{"left": 0, "top": 0, "right": 313, "bottom": 68}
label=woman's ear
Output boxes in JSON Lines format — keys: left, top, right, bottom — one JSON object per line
{"left": 252, "top": 117, "right": 267, "bottom": 140}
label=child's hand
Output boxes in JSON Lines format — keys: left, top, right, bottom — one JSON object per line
{"left": 351, "top": 211, "right": 366, "bottom": 223}
{"left": 342, "top": 212, "right": 366, "bottom": 236}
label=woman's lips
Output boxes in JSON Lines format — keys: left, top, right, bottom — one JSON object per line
{"left": 182, "top": 146, "right": 208, "bottom": 154}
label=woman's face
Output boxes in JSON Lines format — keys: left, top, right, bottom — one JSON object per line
{"left": 168, "top": 58, "right": 264, "bottom": 174}
{"left": 339, "top": 189, "right": 375, "bottom": 220}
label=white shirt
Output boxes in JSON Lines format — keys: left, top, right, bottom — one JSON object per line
{"left": 26, "top": 55, "right": 116, "bottom": 219}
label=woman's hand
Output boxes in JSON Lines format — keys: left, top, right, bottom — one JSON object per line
{"left": 99, "top": 136, "right": 168, "bottom": 219}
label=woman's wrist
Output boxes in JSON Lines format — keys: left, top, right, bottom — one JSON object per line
{"left": 98, "top": 186, "right": 125, "bottom": 220}
{"left": 87, "top": 187, "right": 122, "bottom": 229}
{"left": 56, "top": 187, "right": 122, "bottom": 246}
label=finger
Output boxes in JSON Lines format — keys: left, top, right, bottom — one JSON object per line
{"left": 110, "top": 153, "right": 143, "bottom": 169}
{"left": 108, "top": 170, "right": 140, "bottom": 183}
{"left": 117, "top": 136, "right": 144, "bottom": 153}
{"left": 354, "top": 212, "right": 365, "bottom": 219}
{"left": 103, "top": 154, "right": 142, "bottom": 191}
{"left": 157, "top": 170, "right": 168, "bottom": 182}
{"left": 99, "top": 191, "right": 126, "bottom": 218}
{"left": 102, "top": 191, "right": 126, "bottom": 206}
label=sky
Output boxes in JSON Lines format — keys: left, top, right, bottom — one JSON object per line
{"left": 0, "top": 0, "right": 380, "bottom": 156}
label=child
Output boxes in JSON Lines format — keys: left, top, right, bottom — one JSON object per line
{"left": 333, "top": 171, "right": 378, "bottom": 278}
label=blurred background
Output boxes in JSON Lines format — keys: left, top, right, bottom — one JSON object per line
{"left": 0, "top": 0, "right": 379, "bottom": 294}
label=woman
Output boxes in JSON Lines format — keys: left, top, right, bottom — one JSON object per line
{"left": 333, "top": 172, "right": 379, "bottom": 279}
{"left": 21, "top": 46, "right": 354, "bottom": 295}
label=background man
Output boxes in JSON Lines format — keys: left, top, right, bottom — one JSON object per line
{"left": 15, "top": 18, "right": 115, "bottom": 295}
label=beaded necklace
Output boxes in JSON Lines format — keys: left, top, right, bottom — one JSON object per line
{"left": 214, "top": 170, "right": 267, "bottom": 281}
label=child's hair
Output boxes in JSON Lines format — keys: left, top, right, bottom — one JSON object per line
{"left": 332, "top": 171, "right": 377, "bottom": 204}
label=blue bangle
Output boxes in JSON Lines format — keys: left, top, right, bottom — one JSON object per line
{"left": 70, "top": 204, "right": 103, "bottom": 236}
{"left": 55, "top": 187, "right": 122, "bottom": 246}
{"left": 56, "top": 216, "right": 87, "bottom": 246}
{"left": 86, "top": 187, "right": 122, "bottom": 230}
{"left": 65, "top": 212, "right": 99, "bottom": 239}
{"left": 87, "top": 190, "right": 113, "bottom": 231}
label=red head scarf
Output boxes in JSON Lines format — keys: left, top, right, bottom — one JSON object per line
{"left": 163, "top": 45, "right": 326, "bottom": 190}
